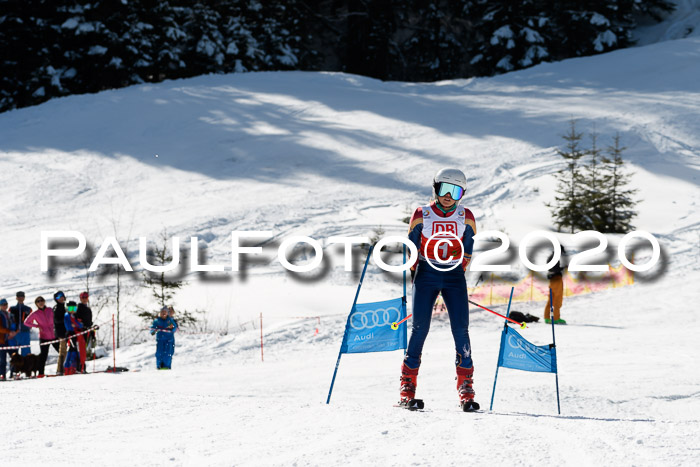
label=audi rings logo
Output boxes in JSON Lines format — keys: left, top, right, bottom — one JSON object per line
{"left": 423, "top": 231, "right": 464, "bottom": 272}
{"left": 349, "top": 307, "right": 401, "bottom": 330}
{"left": 507, "top": 335, "right": 548, "bottom": 358}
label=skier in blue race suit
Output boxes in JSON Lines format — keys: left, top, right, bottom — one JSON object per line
{"left": 151, "top": 306, "right": 176, "bottom": 370}
{"left": 399, "top": 168, "right": 480, "bottom": 411}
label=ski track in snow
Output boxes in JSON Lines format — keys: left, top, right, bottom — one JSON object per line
{"left": 1, "top": 31, "right": 700, "bottom": 467}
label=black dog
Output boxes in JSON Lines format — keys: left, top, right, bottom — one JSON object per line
{"left": 10, "top": 353, "right": 41, "bottom": 378}
{"left": 509, "top": 311, "right": 540, "bottom": 323}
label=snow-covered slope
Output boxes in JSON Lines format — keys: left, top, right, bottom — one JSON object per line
{"left": 0, "top": 33, "right": 699, "bottom": 466}
{"left": 2, "top": 38, "right": 699, "bottom": 315}
{"left": 3, "top": 272, "right": 699, "bottom": 466}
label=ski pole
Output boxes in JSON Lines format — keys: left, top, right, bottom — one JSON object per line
{"left": 391, "top": 314, "right": 412, "bottom": 330}
{"left": 468, "top": 300, "right": 527, "bottom": 329}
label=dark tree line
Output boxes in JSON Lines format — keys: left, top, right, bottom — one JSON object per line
{"left": 1, "top": 0, "right": 303, "bottom": 112}
{"left": 1, "top": 0, "right": 675, "bottom": 112}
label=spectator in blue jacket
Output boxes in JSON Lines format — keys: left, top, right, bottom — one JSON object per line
{"left": 151, "top": 306, "right": 176, "bottom": 370}
{"left": 0, "top": 299, "right": 19, "bottom": 380}
{"left": 53, "top": 291, "right": 68, "bottom": 375}
{"left": 9, "top": 291, "right": 32, "bottom": 357}
{"left": 64, "top": 301, "right": 87, "bottom": 373}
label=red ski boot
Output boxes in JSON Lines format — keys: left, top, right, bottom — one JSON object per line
{"left": 456, "top": 366, "right": 480, "bottom": 412}
{"left": 398, "top": 363, "right": 424, "bottom": 410}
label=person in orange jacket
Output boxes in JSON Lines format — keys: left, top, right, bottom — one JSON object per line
{"left": 544, "top": 247, "right": 567, "bottom": 325}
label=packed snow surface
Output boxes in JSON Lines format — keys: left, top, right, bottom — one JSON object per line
{"left": 1, "top": 33, "right": 699, "bottom": 466}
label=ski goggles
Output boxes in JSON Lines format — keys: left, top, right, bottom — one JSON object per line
{"left": 67, "top": 305, "right": 77, "bottom": 313}
{"left": 436, "top": 182, "right": 464, "bottom": 200}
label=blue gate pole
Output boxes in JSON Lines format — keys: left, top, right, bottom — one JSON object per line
{"left": 402, "top": 244, "right": 408, "bottom": 345}
{"left": 489, "top": 287, "right": 514, "bottom": 410}
{"left": 402, "top": 244, "right": 407, "bottom": 304}
{"left": 326, "top": 245, "right": 374, "bottom": 404}
{"left": 505, "top": 286, "right": 514, "bottom": 320}
{"left": 489, "top": 362, "right": 501, "bottom": 411}
{"left": 549, "top": 287, "right": 561, "bottom": 414}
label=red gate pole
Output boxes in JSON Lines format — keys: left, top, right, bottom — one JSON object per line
{"left": 260, "top": 312, "right": 264, "bottom": 362}
{"left": 111, "top": 314, "right": 116, "bottom": 372}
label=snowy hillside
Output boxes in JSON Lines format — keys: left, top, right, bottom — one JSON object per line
{"left": 1, "top": 31, "right": 699, "bottom": 466}
{"left": 2, "top": 38, "right": 699, "bottom": 316}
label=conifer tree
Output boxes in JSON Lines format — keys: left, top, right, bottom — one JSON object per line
{"left": 549, "top": 120, "right": 587, "bottom": 233}
{"left": 137, "top": 231, "right": 184, "bottom": 322}
{"left": 468, "top": 0, "right": 550, "bottom": 75}
{"left": 603, "top": 133, "right": 638, "bottom": 233}
{"left": 632, "top": 0, "right": 676, "bottom": 21}
{"left": 343, "top": 0, "right": 397, "bottom": 79}
{"left": 181, "top": 2, "right": 225, "bottom": 74}
{"left": 546, "top": 0, "right": 633, "bottom": 60}
{"left": 581, "top": 131, "right": 612, "bottom": 231}
{"left": 0, "top": 0, "right": 678, "bottom": 113}
{"left": 399, "top": 1, "right": 474, "bottom": 81}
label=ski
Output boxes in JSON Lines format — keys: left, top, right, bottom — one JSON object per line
{"left": 394, "top": 398, "right": 425, "bottom": 411}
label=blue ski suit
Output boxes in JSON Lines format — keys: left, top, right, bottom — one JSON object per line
{"left": 167, "top": 319, "right": 178, "bottom": 361}
{"left": 151, "top": 317, "right": 177, "bottom": 369}
{"left": 9, "top": 303, "right": 32, "bottom": 356}
{"left": 0, "top": 309, "right": 12, "bottom": 377}
{"left": 404, "top": 201, "right": 476, "bottom": 370}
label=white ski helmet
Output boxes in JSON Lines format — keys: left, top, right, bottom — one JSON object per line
{"left": 433, "top": 168, "right": 467, "bottom": 201}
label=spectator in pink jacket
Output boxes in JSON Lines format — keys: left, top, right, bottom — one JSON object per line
{"left": 24, "top": 296, "right": 58, "bottom": 377}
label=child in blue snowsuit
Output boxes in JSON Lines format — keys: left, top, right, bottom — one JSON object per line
{"left": 167, "top": 306, "right": 179, "bottom": 363}
{"left": 151, "top": 306, "right": 177, "bottom": 370}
